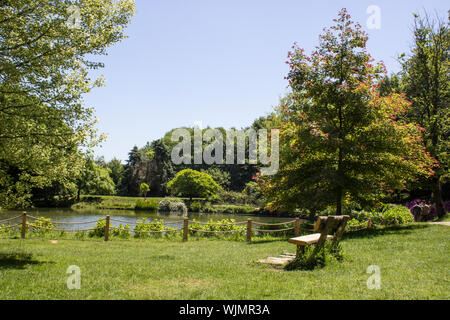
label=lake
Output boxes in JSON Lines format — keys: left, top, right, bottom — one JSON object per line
{"left": 0, "top": 208, "right": 294, "bottom": 231}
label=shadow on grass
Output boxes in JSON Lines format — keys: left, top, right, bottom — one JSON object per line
{"left": 343, "top": 224, "right": 430, "bottom": 240}
{"left": 0, "top": 252, "right": 50, "bottom": 270}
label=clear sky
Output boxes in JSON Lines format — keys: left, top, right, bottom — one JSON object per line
{"left": 84, "top": 0, "right": 449, "bottom": 162}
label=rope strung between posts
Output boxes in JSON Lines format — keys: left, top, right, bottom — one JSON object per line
{"left": 188, "top": 228, "right": 244, "bottom": 233}
{"left": 0, "top": 223, "right": 21, "bottom": 230}
{"left": 252, "top": 220, "right": 296, "bottom": 226}
{"left": 27, "top": 224, "right": 98, "bottom": 232}
{"left": 0, "top": 215, "right": 22, "bottom": 223}
{"left": 27, "top": 215, "right": 103, "bottom": 225}
{"left": 253, "top": 227, "right": 295, "bottom": 233}
{"left": 110, "top": 226, "right": 179, "bottom": 233}
{"left": 109, "top": 218, "right": 184, "bottom": 225}
{"left": 187, "top": 220, "right": 247, "bottom": 225}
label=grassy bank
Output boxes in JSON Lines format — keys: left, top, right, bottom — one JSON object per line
{"left": 0, "top": 224, "right": 448, "bottom": 299}
{"left": 72, "top": 195, "right": 260, "bottom": 214}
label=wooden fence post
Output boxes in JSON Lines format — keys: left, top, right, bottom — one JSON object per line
{"left": 21, "top": 212, "right": 27, "bottom": 239}
{"left": 183, "top": 218, "right": 189, "bottom": 242}
{"left": 294, "top": 218, "right": 300, "bottom": 236}
{"left": 104, "top": 215, "right": 110, "bottom": 241}
{"left": 246, "top": 218, "right": 252, "bottom": 243}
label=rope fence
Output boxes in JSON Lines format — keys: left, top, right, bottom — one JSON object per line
{"left": 1, "top": 213, "right": 382, "bottom": 242}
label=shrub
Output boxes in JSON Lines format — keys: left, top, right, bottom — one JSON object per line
{"left": 0, "top": 223, "right": 16, "bottom": 234}
{"left": 158, "top": 198, "right": 188, "bottom": 214}
{"left": 29, "top": 217, "right": 54, "bottom": 235}
{"left": 133, "top": 218, "right": 176, "bottom": 238}
{"left": 167, "top": 169, "right": 220, "bottom": 200}
{"left": 381, "top": 204, "right": 413, "bottom": 225}
{"left": 189, "top": 201, "right": 203, "bottom": 212}
{"left": 189, "top": 219, "right": 245, "bottom": 238}
{"left": 111, "top": 224, "right": 131, "bottom": 238}
{"left": 285, "top": 242, "right": 343, "bottom": 271}
{"left": 212, "top": 190, "right": 251, "bottom": 205}
{"left": 89, "top": 218, "right": 107, "bottom": 237}
{"left": 135, "top": 199, "right": 158, "bottom": 211}
{"left": 348, "top": 204, "right": 413, "bottom": 228}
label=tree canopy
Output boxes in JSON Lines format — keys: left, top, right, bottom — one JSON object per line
{"left": 260, "top": 9, "right": 436, "bottom": 214}
{"left": 167, "top": 169, "right": 220, "bottom": 200}
{"left": 0, "top": 0, "right": 135, "bottom": 208}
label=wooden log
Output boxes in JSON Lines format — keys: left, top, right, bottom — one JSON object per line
{"left": 294, "top": 218, "right": 300, "bottom": 236}
{"left": 21, "top": 212, "right": 27, "bottom": 239}
{"left": 246, "top": 218, "right": 252, "bottom": 243}
{"left": 104, "top": 215, "right": 110, "bottom": 241}
{"left": 183, "top": 218, "right": 189, "bottom": 242}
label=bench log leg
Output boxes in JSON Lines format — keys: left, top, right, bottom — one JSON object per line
{"left": 296, "top": 245, "right": 305, "bottom": 257}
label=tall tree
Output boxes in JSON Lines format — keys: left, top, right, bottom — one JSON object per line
{"left": 401, "top": 12, "right": 449, "bottom": 218}
{"left": 146, "top": 139, "right": 174, "bottom": 196}
{"left": 260, "top": 9, "right": 436, "bottom": 215}
{"left": 0, "top": 0, "right": 135, "bottom": 208}
{"left": 118, "top": 146, "right": 147, "bottom": 196}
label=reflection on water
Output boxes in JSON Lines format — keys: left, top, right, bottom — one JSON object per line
{"left": 0, "top": 208, "right": 292, "bottom": 231}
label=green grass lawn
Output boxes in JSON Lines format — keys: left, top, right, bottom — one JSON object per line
{"left": 0, "top": 224, "right": 448, "bottom": 299}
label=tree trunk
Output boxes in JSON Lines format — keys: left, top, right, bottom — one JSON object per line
{"left": 336, "top": 187, "right": 342, "bottom": 215}
{"left": 433, "top": 177, "right": 445, "bottom": 218}
{"left": 77, "top": 189, "right": 81, "bottom": 202}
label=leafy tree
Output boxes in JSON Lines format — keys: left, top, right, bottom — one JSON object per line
{"left": 400, "top": 12, "right": 449, "bottom": 218}
{"left": 118, "top": 146, "right": 147, "bottom": 196}
{"left": 0, "top": 0, "right": 135, "bottom": 208}
{"left": 201, "top": 168, "right": 231, "bottom": 190}
{"left": 139, "top": 182, "right": 150, "bottom": 198}
{"left": 260, "top": 9, "right": 436, "bottom": 215}
{"left": 77, "top": 157, "right": 115, "bottom": 199}
{"left": 146, "top": 139, "right": 174, "bottom": 196}
{"left": 105, "top": 158, "right": 124, "bottom": 190}
{"left": 167, "top": 169, "right": 220, "bottom": 201}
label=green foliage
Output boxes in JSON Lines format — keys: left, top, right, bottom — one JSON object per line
{"left": 0, "top": 224, "right": 17, "bottom": 234}
{"left": 189, "top": 201, "right": 203, "bottom": 212}
{"left": 119, "top": 140, "right": 174, "bottom": 197}
{"left": 29, "top": 217, "right": 54, "bottom": 235}
{"left": 78, "top": 158, "right": 116, "bottom": 197}
{"left": 261, "top": 9, "right": 435, "bottom": 215}
{"left": 381, "top": 204, "right": 414, "bottom": 225}
{"left": 401, "top": 12, "right": 449, "bottom": 218}
{"left": 348, "top": 204, "right": 413, "bottom": 227}
{"left": 105, "top": 158, "right": 124, "bottom": 189}
{"left": 133, "top": 218, "right": 176, "bottom": 238}
{"left": 158, "top": 198, "right": 188, "bottom": 214}
{"left": 89, "top": 218, "right": 107, "bottom": 238}
{"left": 134, "top": 199, "right": 158, "bottom": 211}
{"left": 200, "top": 168, "right": 231, "bottom": 190}
{"left": 111, "top": 224, "right": 131, "bottom": 238}
{"left": 167, "top": 169, "right": 220, "bottom": 200}
{"left": 285, "top": 242, "right": 343, "bottom": 271}
{"left": 0, "top": 0, "right": 135, "bottom": 208}
{"left": 189, "top": 219, "right": 245, "bottom": 238}
{"left": 139, "top": 183, "right": 150, "bottom": 197}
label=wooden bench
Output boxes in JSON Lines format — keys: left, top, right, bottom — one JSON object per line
{"left": 288, "top": 215, "right": 350, "bottom": 256}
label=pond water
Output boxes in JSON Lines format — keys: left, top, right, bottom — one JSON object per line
{"left": 0, "top": 208, "right": 293, "bottom": 231}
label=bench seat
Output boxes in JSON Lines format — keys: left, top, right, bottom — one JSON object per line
{"left": 288, "top": 233, "right": 334, "bottom": 246}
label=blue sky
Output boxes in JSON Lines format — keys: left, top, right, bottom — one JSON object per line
{"left": 84, "top": 0, "right": 449, "bottom": 162}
